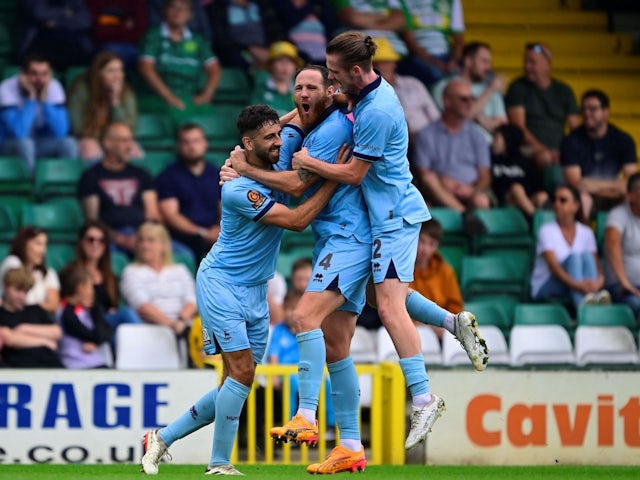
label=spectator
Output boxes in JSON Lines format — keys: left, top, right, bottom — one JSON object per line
{"left": 18, "top": 0, "right": 93, "bottom": 72}
{"left": 0, "top": 267, "right": 63, "bottom": 368}
{"left": 0, "top": 227, "right": 60, "bottom": 315}
{"left": 120, "top": 222, "right": 197, "bottom": 337}
{"left": 271, "top": 0, "right": 339, "bottom": 63}
{"left": 372, "top": 37, "right": 439, "bottom": 140}
{"left": 250, "top": 41, "right": 303, "bottom": 116}
{"left": 491, "top": 123, "right": 548, "bottom": 218}
{"left": 55, "top": 263, "right": 113, "bottom": 369}
{"left": 604, "top": 173, "right": 640, "bottom": 321}
{"left": 398, "top": 0, "right": 464, "bottom": 87}
{"left": 414, "top": 79, "right": 492, "bottom": 214}
{"left": 267, "top": 271, "right": 287, "bottom": 326}
{"left": 409, "top": 219, "right": 463, "bottom": 338}
{"left": 85, "top": 1, "right": 148, "bottom": 69}
{"left": 289, "top": 256, "right": 312, "bottom": 296}
{"left": 561, "top": 89, "right": 638, "bottom": 219}
{"left": 0, "top": 53, "right": 78, "bottom": 175}
{"left": 77, "top": 122, "right": 160, "bottom": 256}
{"left": 148, "top": 0, "right": 212, "bottom": 42}
{"left": 68, "top": 221, "right": 140, "bottom": 330}
{"left": 432, "top": 41, "right": 507, "bottom": 143}
{"left": 505, "top": 42, "right": 580, "bottom": 169}
{"left": 211, "top": 0, "right": 283, "bottom": 71}
{"left": 138, "top": 0, "right": 221, "bottom": 126}
{"left": 156, "top": 123, "right": 221, "bottom": 262}
{"left": 333, "top": 0, "right": 408, "bottom": 62}
{"left": 531, "top": 185, "right": 610, "bottom": 311}
{"left": 67, "top": 51, "right": 141, "bottom": 163}
{"left": 266, "top": 290, "right": 335, "bottom": 430}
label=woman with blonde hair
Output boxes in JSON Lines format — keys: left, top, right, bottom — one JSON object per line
{"left": 119, "top": 222, "right": 197, "bottom": 336}
{"left": 68, "top": 51, "right": 141, "bottom": 162}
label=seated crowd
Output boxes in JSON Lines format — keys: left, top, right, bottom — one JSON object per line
{"left": 0, "top": 0, "right": 638, "bottom": 369}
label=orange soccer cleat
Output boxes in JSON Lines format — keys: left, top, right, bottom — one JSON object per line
{"left": 269, "top": 413, "right": 319, "bottom": 446}
{"left": 306, "top": 446, "right": 367, "bottom": 474}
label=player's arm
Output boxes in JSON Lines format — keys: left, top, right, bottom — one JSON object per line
{"left": 261, "top": 177, "right": 338, "bottom": 232}
{"left": 230, "top": 147, "right": 318, "bottom": 197}
{"left": 292, "top": 147, "right": 370, "bottom": 186}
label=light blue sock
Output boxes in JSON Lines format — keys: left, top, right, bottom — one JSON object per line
{"left": 160, "top": 388, "right": 218, "bottom": 446}
{"left": 296, "top": 329, "right": 326, "bottom": 412}
{"left": 406, "top": 290, "right": 448, "bottom": 328}
{"left": 327, "top": 357, "right": 360, "bottom": 442}
{"left": 210, "top": 377, "right": 250, "bottom": 466}
{"left": 399, "top": 354, "right": 430, "bottom": 399}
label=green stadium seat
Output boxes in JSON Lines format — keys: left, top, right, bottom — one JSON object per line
{"left": 0, "top": 156, "right": 32, "bottom": 195}
{"left": 214, "top": 67, "right": 251, "bottom": 105}
{"left": 280, "top": 226, "right": 315, "bottom": 252}
{"left": 0, "top": 204, "right": 17, "bottom": 242}
{"left": 0, "top": 242, "right": 9, "bottom": 261}
{"left": 514, "top": 303, "right": 572, "bottom": 330}
{"left": 34, "top": 158, "right": 85, "bottom": 200}
{"left": 532, "top": 209, "right": 555, "bottom": 239}
{"left": 135, "top": 113, "right": 175, "bottom": 150}
{"left": 595, "top": 210, "right": 608, "bottom": 252}
{"left": 429, "top": 207, "right": 468, "bottom": 248}
{"left": 174, "top": 251, "right": 196, "bottom": 277}
{"left": 471, "top": 207, "right": 534, "bottom": 255}
{"left": 461, "top": 254, "right": 530, "bottom": 301}
{"left": 439, "top": 244, "right": 467, "bottom": 279}
{"left": 130, "top": 151, "right": 175, "bottom": 178}
{"left": 276, "top": 246, "right": 314, "bottom": 280}
{"left": 111, "top": 250, "right": 130, "bottom": 278}
{"left": 543, "top": 164, "right": 564, "bottom": 195}
{"left": 64, "top": 66, "right": 86, "bottom": 88}
{"left": 191, "top": 106, "right": 242, "bottom": 151}
{"left": 463, "top": 300, "right": 512, "bottom": 338}
{"left": 21, "top": 198, "right": 84, "bottom": 243}
{"left": 46, "top": 243, "right": 76, "bottom": 271}
{"left": 577, "top": 304, "right": 637, "bottom": 331}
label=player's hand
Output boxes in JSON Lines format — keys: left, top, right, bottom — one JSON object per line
{"left": 229, "top": 146, "right": 250, "bottom": 175}
{"left": 335, "top": 144, "right": 352, "bottom": 165}
{"left": 292, "top": 147, "right": 312, "bottom": 170}
{"left": 219, "top": 162, "right": 239, "bottom": 185}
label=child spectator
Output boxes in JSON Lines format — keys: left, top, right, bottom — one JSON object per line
{"left": 409, "top": 219, "right": 463, "bottom": 338}
{"left": 56, "top": 263, "right": 113, "bottom": 369}
{"left": 0, "top": 267, "right": 63, "bottom": 368}
{"left": 68, "top": 51, "right": 141, "bottom": 162}
{"left": 0, "top": 226, "right": 60, "bottom": 314}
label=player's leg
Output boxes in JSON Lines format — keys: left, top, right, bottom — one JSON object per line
{"left": 372, "top": 225, "right": 445, "bottom": 450}
{"left": 405, "top": 288, "right": 488, "bottom": 371}
{"left": 307, "top": 310, "right": 367, "bottom": 474}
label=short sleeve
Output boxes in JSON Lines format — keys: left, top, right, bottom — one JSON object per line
{"left": 559, "top": 132, "right": 579, "bottom": 166}
{"left": 537, "top": 223, "right": 557, "bottom": 254}
{"left": 43, "top": 268, "right": 60, "bottom": 291}
{"left": 138, "top": 29, "right": 158, "bottom": 61}
{"left": 155, "top": 167, "right": 176, "bottom": 201}
{"left": 619, "top": 131, "right": 638, "bottom": 166}
{"left": 505, "top": 79, "right": 527, "bottom": 108}
{"left": 278, "top": 124, "right": 304, "bottom": 171}
{"left": 606, "top": 206, "right": 627, "bottom": 234}
{"left": 77, "top": 166, "right": 98, "bottom": 199}
{"left": 120, "top": 265, "right": 150, "bottom": 308}
{"left": 412, "top": 126, "right": 434, "bottom": 169}
{"left": 352, "top": 108, "right": 393, "bottom": 162}
{"left": 224, "top": 182, "right": 276, "bottom": 222}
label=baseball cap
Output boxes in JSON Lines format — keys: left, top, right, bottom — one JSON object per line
{"left": 372, "top": 37, "right": 400, "bottom": 62}
{"left": 267, "top": 41, "right": 304, "bottom": 68}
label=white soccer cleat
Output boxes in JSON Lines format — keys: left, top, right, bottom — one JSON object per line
{"left": 141, "top": 429, "right": 169, "bottom": 475}
{"left": 405, "top": 394, "right": 446, "bottom": 450}
{"left": 205, "top": 464, "right": 245, "bottom": 475}
{"left": 455, "top": 311, "right": 489, "bottom": 371}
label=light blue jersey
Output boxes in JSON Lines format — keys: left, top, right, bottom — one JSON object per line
{"left": 352, "top": 75, "right": 431, "bottom": 234}
{"left": 200, "top": 176, "right": 288, "bottom": 286}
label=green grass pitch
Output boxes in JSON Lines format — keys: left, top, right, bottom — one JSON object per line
{"left": 0, "top": 464, "right": 639, "bottom": 479}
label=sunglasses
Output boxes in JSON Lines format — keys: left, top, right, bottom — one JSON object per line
{"left": 84, "top": 235, "right": 106, "bottom": 244}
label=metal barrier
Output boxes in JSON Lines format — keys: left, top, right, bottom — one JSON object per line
{"left": 205, "top": 361, "right": 407, "bottom": 466}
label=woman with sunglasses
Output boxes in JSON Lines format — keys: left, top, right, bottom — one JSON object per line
{"left": 67, "top": 221, "right": 140, "bottom": 329}
{"left": 0, "top": 227, "right": 60, "bottom": 314}
{"left": 530, "top": 185, "right": 610, "bottom": 311}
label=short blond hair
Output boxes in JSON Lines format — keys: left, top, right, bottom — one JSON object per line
{"left": 135, "top": 221, "right": 174, "bottom": 266}
{"left": 3, "top": 267, "right": 35, "bottom": 292}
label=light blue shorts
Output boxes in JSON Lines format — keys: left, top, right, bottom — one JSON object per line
{"left": 371, "top": 221, "right": 420, "bottom": 284}
{"left": 196, "top": 266, "right": 269, "bottom": 364}
{"left": 306, "top": 234, "right": 371, "bottom": 315}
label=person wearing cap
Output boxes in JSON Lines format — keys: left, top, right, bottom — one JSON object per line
{"left": 372, "top": 37, "right": 440, "bottom": 142}
{"left": 505, "top": 42, "right": 580, "bottom": 169}
{"left": 250, "top": 41, "right": 304, "bottom": 116}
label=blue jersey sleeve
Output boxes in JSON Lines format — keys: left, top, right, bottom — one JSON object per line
{"left": 223, "top": 181, "right": 276, "bottom": 222}
{"left": 277, "top": 123, "right": 305, "bottom": 171}
{"left": 352, "top": 107, "right": 393, "bottom": 163}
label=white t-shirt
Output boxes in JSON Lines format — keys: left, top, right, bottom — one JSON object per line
{"left": 604, "top": 204, "right": 640, "bottom": 286}
{"left": 0, "top": 255, "right": 60, "bottom": 306}
{"left": 530, "top": 221, "right": 597, "bottom": 296}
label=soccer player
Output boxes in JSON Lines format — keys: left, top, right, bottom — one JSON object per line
{"left": 225, "top": 65, "right": 370, "bottom": 474}
{"left": 291, "top": 31, "right": 489, "bottom": 451}
{"left": 140, "top": 105, "right": 339, "bottom": 476}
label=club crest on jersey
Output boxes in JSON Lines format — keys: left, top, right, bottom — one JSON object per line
{"left": 247, "top": 190, "right": 267, "bottom": 209}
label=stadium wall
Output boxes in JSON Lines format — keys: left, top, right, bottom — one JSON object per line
{"left": 0, "top": 368, "right": 638, "bottom": 466}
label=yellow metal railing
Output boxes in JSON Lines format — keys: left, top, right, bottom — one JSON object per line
{"left": 204, "top": 361, "right": 406, "bottom": 465}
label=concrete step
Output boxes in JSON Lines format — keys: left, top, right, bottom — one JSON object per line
{"left": 465, "top": 11, "right": 607, "bottom": 29}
